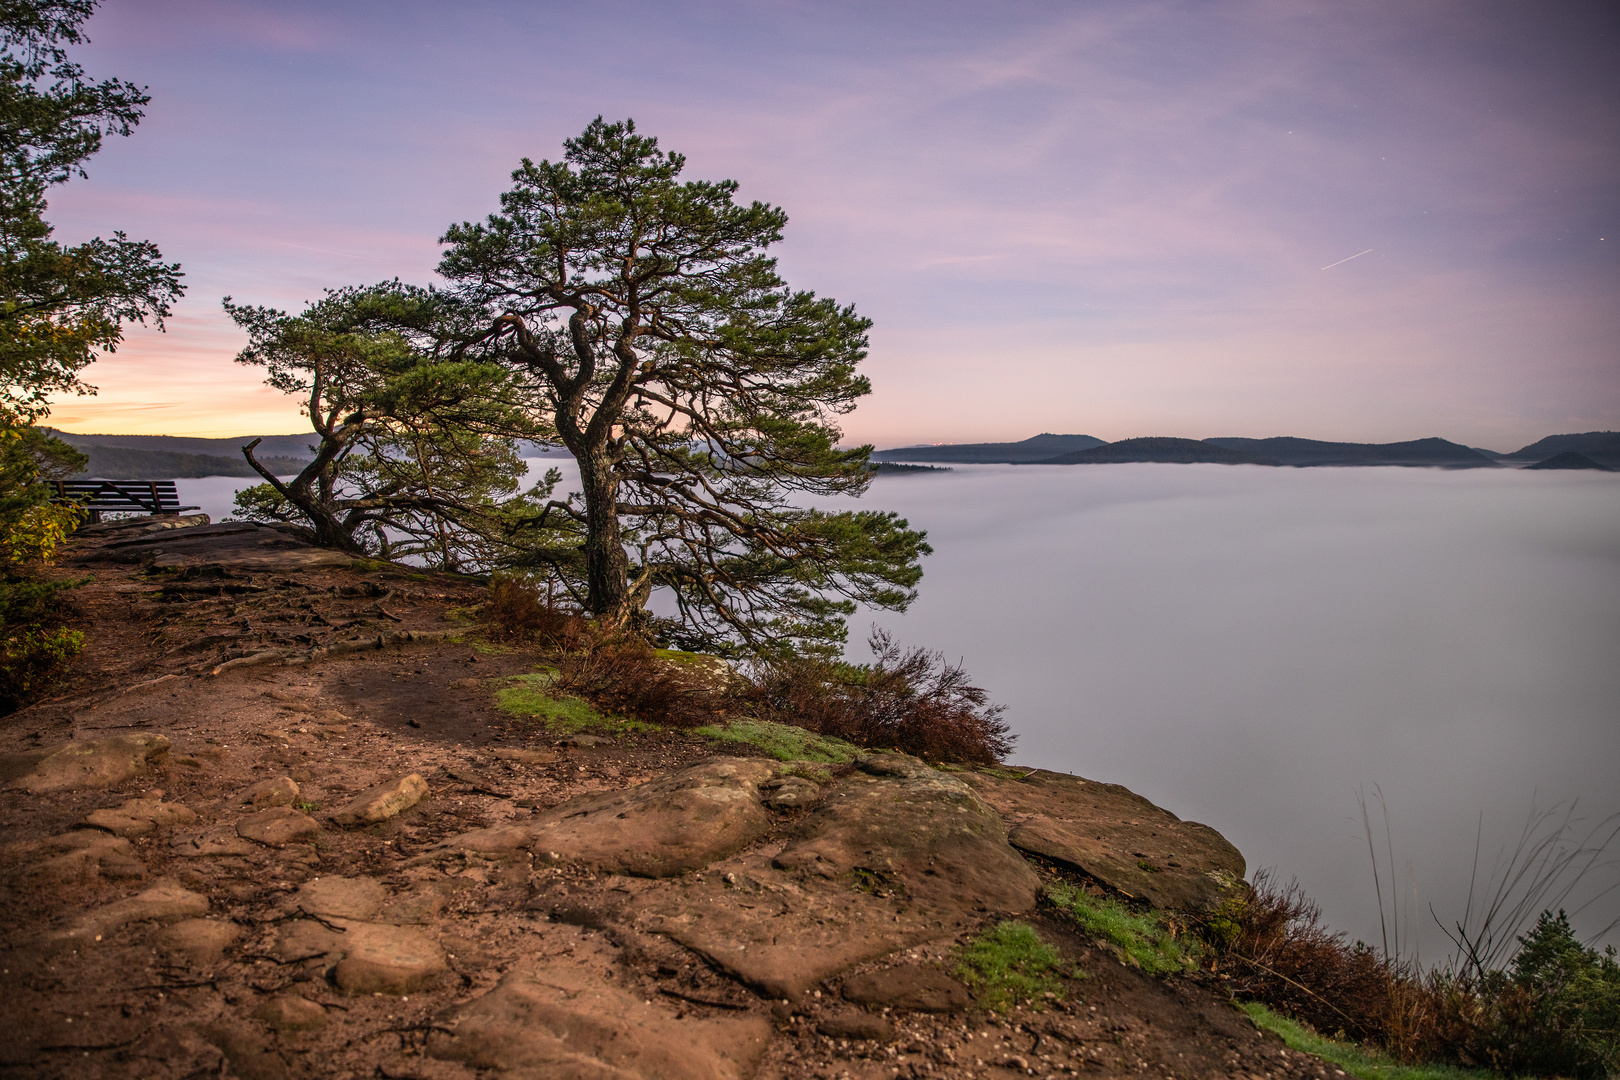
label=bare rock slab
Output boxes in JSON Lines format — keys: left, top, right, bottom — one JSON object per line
{"left": 331, "top": 773, "right": 427, "bottom": 826}
{"left": 962, "top": 768, "right": 1246, "bottom": 911}
{"left": 434, "top": 758, "right": 777, "bottom": 876}
{"left": 83, "top": 797, "right": 198, "bottom": 837}
{"left": 172, "top": 823, "right": 256, "bottom": 858}
{"left": 427, "top": 963, "right": 770, "bottom": 1080}
{"left": 238, "top": 806, "right": 321, "bottom": 847}
{"left": 55, "top": 878, "right": 208, "bottom": 946}
{"left": 773, "top": 753, "right": 1040, "bottom": 915}
{"left": 0, "top": 733, "right": 170, "bottom": 793}
{"left": 632, "top": 755, "right": 1039, "bottom": 998}
{"left": 3, "top": 830, "right": 146, "bottom": 882}
{"left": 842, "top": 964, "right": 972, "bottom": 1013}
{"left": 289, "top": 875, "right": 388, "bottom": 920}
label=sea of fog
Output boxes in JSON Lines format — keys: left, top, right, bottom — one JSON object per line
{"left": 177, "top": 462, "right": 1620, "bottom": 959}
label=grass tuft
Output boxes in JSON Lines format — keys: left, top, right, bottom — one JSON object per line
{"left": 954, "top": 921, "right": 1072, "bottom": 1010}
{"left": 494, "top": 672, "right": 657, "bottom": 734}
{"left": 1046, "top": 882, "right": 1199, "bottom": 975}
{"left": 1242, "top": 1003, "right": 1497, "bottom": 1080}
{"left": 692, "top": 718, "right": 860, "bottom": 763}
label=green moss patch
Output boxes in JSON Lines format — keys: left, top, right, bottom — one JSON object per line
{"left": 692, "top": 718, "right": 859, "bottom": 763}
{"left": 954, "top": 921, "right": 1072, "bottom": 1010}
{"left": 1241, "top": 1003, "right": 1497, "bottom": 1080}
{"left": 1045, "top": 882, "right": 1198, "bottom": 975}
{"left": 494, "top": 672, "right": 656, "bottom": 734}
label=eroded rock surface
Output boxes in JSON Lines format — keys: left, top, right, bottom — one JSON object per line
{"left": 436, "top": 757, "right": 777, "bottom": 875}
{"left": 83, "top": 796, "right": 198, "bottom": 836}
{"left": 629, "top": 754, "right": 1040, "bottom": 998}
{"left": 0, "top": 733, "right": 170, "bottom": 793}
{"left": 427, "top": 963, "right": 771, "bottom": 1080}
{"left": 963, "top": 768, "right": 1246, "bottom": 911}
{"left": 330, "top": 772, "right": 427, "bottom": 826}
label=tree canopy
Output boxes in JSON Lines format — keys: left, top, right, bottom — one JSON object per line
{"left": 226, "top": 282, "right": 547, "bottom": 568}
{"left": 439, "top": 118, "right": 928, "bottom": 657}
{"left": 0, "top": 0, "right": 183, "bottom": 426}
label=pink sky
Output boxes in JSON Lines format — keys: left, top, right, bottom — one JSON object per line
{"left": 41, "top": 0, "right": 1620, "bottom": 452}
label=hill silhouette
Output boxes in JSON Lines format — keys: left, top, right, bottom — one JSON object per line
{"left": 1503, "top": 431, "right": 1620, "bottom": 465}
{"left": 1525, "top": 451, "right": 1614, "bottom": 471}
{"left": 1202, "top": 436, "right": 1496, "bottom": 468}
{"left": 1035, "top": 437, "right": 1278, "bottom": 465}
{"left": 871, "top": 433, "right": 1105, "bottom": 464}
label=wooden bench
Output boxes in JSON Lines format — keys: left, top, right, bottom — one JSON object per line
{"left": 46, "top": 479, "right": 200, "bottom": 523}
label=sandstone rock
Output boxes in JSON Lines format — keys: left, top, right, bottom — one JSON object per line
{"left": 433, "top": 758, "right": 776, "bottom": 876}
{"left": 4, "top": 830, "right": 146, "bottom": 882}
{"left": 201, "top": 1022, "right": 287, "bottom": 1080}
{"left": 172, "top": 823, "right": 256, "bottom": 858}
{"left": 773, "top": 754, "right": 1040, "bottom": 915}
{"left": 241, "top": 775, "right": 299, "bottom": 807}
{"left": 333, "top": 923, "right": 446, "bottom": 995}
{"left": 427, "top": 963, "right": 771, "bottom": 1080}
{"left": 237, "top": 807, "right": 321, "bottom": 847}
{"left": 291, "top": 875, "right": 387, "bottom": 920}
{"left": 83, "top": 797, "right": 198, "bottom": 837}
{"left": 330, "top": 773, "right": 427, "bottom": 827}
{"left": 253, "top": 994, "right": 327, "bottom": 1032}
{"left": 961, "top": 768, "right": 1246, "bottom": 911}
{"left": 842, "top": 964, "right": 973, "bottom": 1013}
{"left": 819, "top": 1012, "right": 894, "bottom": 1040}
{"left": 0, "top": 733, "right": 170, "bottom": 793}
{"left": 557, "top": 733, "right": 612, "bottom": 747}
{"left": 55, "top": 879, "right": 208, "bottom": 945}
{"left": 379, "top": 880, "right": 452, "bottom": 924}
{"left": 632, "top": 757, "right": 1039, "bottom": 999}
{"left": 157, "top": 918, "right": 241, "bottom": 966}
{"left": 854, "top": 752, "right": 935, "bottom": 779}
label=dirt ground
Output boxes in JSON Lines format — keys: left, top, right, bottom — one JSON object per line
{"left": 0, "top": 522, "right": 1347, "bottom": 1080}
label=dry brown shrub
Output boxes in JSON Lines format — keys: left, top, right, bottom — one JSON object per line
{"left": 1222, "top": 870, "right": 1395, "bottom": 1043}
{"left": 554, "top": 630, "right": 733, "bottom": 729}
{"left": 746, "top": 628, "right": 1013, "bottom": 764}
{"left": 485, "top": 574, "right": 587, "bottom": 649}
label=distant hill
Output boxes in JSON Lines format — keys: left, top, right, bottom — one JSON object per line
{"left": 1525, "top": 451, "right": 1614, "bottom": 472}
{"left": 1036, "top": 437, "right": 1279, "bottom": 466}
{"left": 871, "top": 433, "right": 1106, "bottom": 464}
{"left": 1202, "top": 436, "right": 1497, "bottom": 468}
{"left": 47, "top": 430, "right": 319, "bottom": 459}
{"left": 1501, "top": 431, "right": 1620, "bottom": 465}
{"left": 73, "top": 445, "right": 310, "bottom": 480}
{"left": 870, "top": 462, "right": 952, "bottom": 474}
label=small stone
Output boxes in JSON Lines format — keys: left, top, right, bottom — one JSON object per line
{"left": 157, "top": 918, "right": 241, "bottom": 966}
{"left": 0, "top": 733, "right": 171, "bottom": 793}
{"left": 237, "top": 807, "right": 321, "bottom": 847}
{"left": 450, "top": 677, "right": 480, "bottom": 689}
{"left": 252, "top": 994, "right": 327, "bottom": 1031}
{"left": 241, "top": 775, "right": 300, "bottom": 807}
{"left": 201, "top": 1022, "right": 287, "bottom": 1080}
{"left": 490, "top": 748, "right": 558, "bottom": 765}
{"left": 333, "top": 923, "right": 447, "bottom": 995}
{"left": 82, "top": 797, "right": 198, "bottom": 837}
{"left": 817, "top": 1012, "right": 894, "bottom": 1041}
{"left": 331, "top": 773, "right": 427, "bottom": 827}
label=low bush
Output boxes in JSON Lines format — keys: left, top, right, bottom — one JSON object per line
{"left": 1215, "top": 873, "right": 1620, "bottom": 1078}
{"left": 955, "top": 921, "right": 1071, "bottom": 1010}
{"left": 746, "top": 628, "right": 1013, "bottom": 764}
{"left": 0, "top": 576, "right": 82, "bottom": 714}
{"left": 484, "top": 574, "right": 588, "bottom": 649}
{"left": 554, "top": 630, "right": 734, "bottom": 730}
{"left": 1047, "top": 882, "right": 1199, "bottom": 975}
